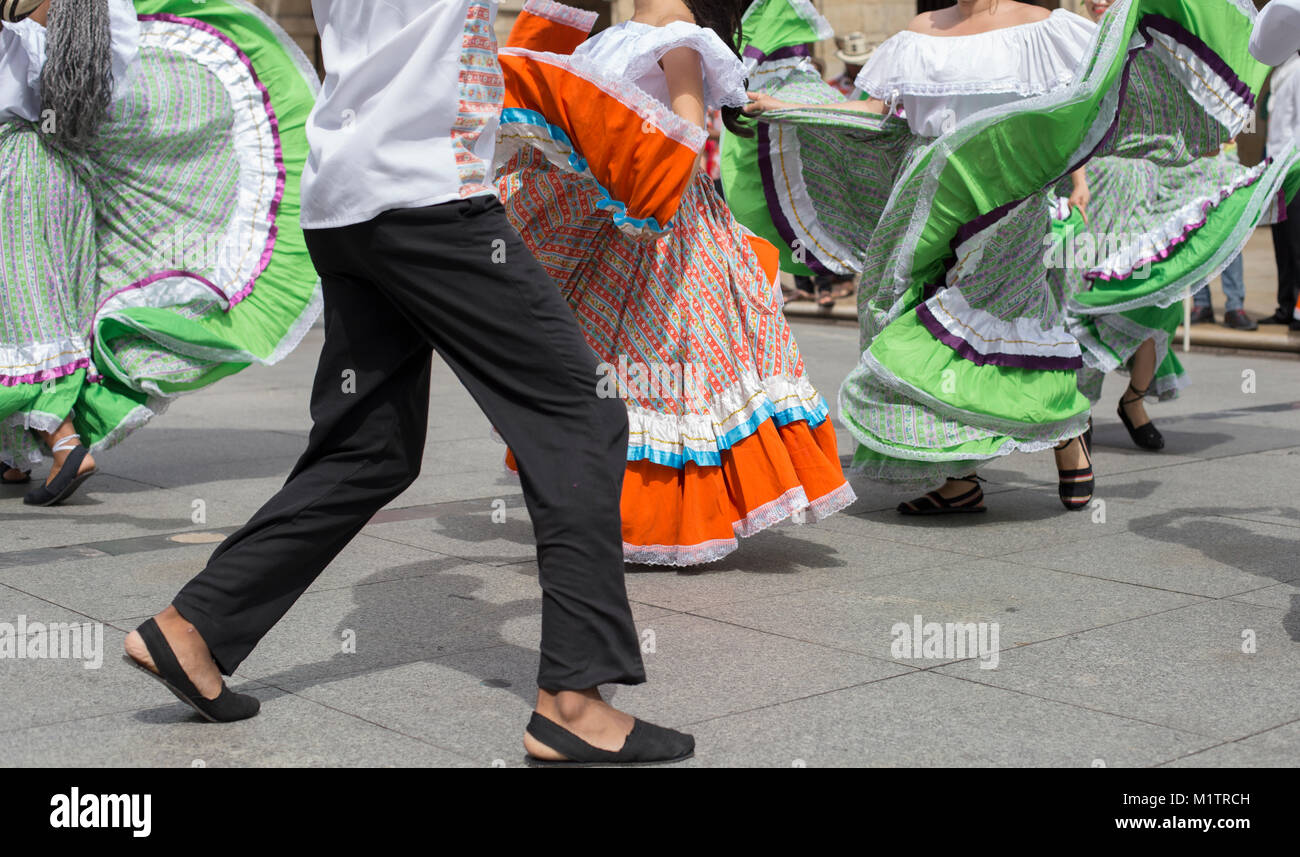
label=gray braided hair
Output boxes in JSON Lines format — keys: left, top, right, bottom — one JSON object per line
{"left": 39, "top": 0, "right": 114, "bottom": 150}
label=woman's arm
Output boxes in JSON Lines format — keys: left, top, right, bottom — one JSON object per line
{"left": 744, "top": 90, "right": 888, "bottom": 116}
{"left": 660, "top": 45, "right": 706, "bottom": 130}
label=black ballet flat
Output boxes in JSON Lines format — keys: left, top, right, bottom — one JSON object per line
{"left": 1117, "top": 384, "right": 1163, "bottom": 451}
{"left": 524, "top": 711, "right": 695, "bottom": 767}
{"left": 23, "top": 437, "right": 97, "bottom": 506}
{"left": 123, "top": 618, "right": 260, "bottom": 723}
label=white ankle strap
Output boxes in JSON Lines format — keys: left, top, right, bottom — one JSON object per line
{"left": 51, "top": 434, "right": 82, "bottom": 454}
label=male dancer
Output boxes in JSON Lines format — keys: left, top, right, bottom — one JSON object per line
{"left": 123, "top": 0, "right": 694, "bottom": 767}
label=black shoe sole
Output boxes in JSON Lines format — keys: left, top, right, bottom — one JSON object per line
{"left": 122, "top": 654, "right": 222, "bottom": 724}
{"left": 524, "top": 750, "right": 695, "bottom": 768}
{"left": 24, "top": 468, "right": 97, "bottom": 507}
{"left": 897, "top": 505, "right": 987, "bottom": 516}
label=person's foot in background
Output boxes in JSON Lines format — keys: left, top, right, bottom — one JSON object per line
{"left": 1260, "top": 310, "right": 1292, "bottom": 325}
{"left": 1188, "top": 306, "right": 1215, "bottom": 324}
{"left": 1223, "top": 309, "right": 1258, "bottom": 330}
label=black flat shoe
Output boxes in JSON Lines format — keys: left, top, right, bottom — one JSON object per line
{"left": 1188, "top": 306, "right": 1215, "bottom": 325}
{"left": 524, "top": 711, "right": 694, "bottom": 767}
{"left": 1258, "top": 311, "right": 1290, "bottom": 325}
{"left": 898, "top": 476, "right": 986, "bottom": 515}
{"left": 124, "top": 618, "right": 260, "bottom": 723}
{"left": 1055, "top": 433, "right": 1094, "bottom": 512}
{"left": 23, "top": 435, "right": 97, "bottom": 506}
{"left": 1117, "top": 384, "right": 1163, "bottom": 451}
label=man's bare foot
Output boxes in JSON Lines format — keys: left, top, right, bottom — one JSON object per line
{"left": 523, "top": 688, "right": 636, "bottom": 761}
{"left": 123, "top": 606, "right": 224, "bottom": 700}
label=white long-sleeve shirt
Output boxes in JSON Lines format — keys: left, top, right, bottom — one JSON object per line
{"left": 1269, "top": 54, "right": 1300, "bottom": 157}
{"left": 0, "top": 0, "right": 139, "bottom": 123}
{"left": 300, "top": 0, "right": 505, "bottom": 230}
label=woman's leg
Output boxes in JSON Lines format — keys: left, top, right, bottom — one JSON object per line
{"left": 33, "top": 415, "right": 95, "bottom": 486}
{"left": 1121, "top": 337, "right": 1157, "bottom": 428}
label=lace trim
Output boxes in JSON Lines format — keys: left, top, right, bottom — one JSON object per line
{"left": 583, "top": 21, "right": 749, "bottom": 110}
{"left": 856, "top": 9, "right": 1094, "bottom": 100}
{"left": 520, "top": 0, "right": 598, "bottom": 32}
{"left": 623, "top": 479, "right": 856, "bottom": 567}
{"left": 624, "top": 371, "right": 830, "bottom": 466}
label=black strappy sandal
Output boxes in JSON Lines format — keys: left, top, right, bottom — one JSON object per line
{"left": 897, "top": 476, "right": 987, "bottom": 516}
{"left": 23, "top": 434, "right": 97, "bottom": 506}
{"left": 1117, "top": 383, "right": 1164, "bottom": 451}
{"left": 123, "top": 618, "right": 260, "bottom": 723}
{"left": 524, "top": 711, "right": 695, "bottom": 767}
{"left": 1055, "top": 433, "right": 1094, "bottom": 511}
{"left": 1, "top": 460, "right": 31, "bottom": 485}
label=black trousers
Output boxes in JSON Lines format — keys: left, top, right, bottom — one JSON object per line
{"left": 1271, "top": 193, "right": 1300, "bottom": 318}
{"left": 173, "top": 197, "right": 646, "bottom": 691}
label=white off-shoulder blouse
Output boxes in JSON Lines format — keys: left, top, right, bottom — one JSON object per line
{"left": 855, "top": 9, "right": 1096, "bottom": 137}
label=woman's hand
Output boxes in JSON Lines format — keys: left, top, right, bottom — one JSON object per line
{"left": 745, "top": 91, "right": 794, "bottom": 115}
{"left": 1069, "top": 168, "right": 1091, "bottom": 224}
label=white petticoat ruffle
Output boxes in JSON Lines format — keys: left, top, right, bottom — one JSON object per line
{"left": 572, "top": 20, "right": 749, "bottom": 112}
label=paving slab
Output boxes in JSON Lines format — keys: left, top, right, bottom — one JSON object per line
{"left": 680, "top": 671, "right": 1214, "bottom": 767}
{"left": 693, "top": 558, "right": 1201, "bottom": 666}
{"left": 937, "top": 600, "right": 1300, "bottom": 741}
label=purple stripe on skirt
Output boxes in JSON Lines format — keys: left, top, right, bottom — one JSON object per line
{"left": 915, "top": 303, "right": 1083, "bottom": 371}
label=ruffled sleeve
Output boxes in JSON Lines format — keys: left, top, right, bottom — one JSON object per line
{"left": 0, "top": 0, "right": 138, "bottom": 124}
{"left": 574, "top": 21, "right": 748, "bottom": 110}
{"left": 855, "top": 9, "right": 1095, "bottom": 102}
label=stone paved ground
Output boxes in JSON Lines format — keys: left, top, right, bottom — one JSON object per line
{"left": 1, "top": 314, "right": 1297, "bottom": 767}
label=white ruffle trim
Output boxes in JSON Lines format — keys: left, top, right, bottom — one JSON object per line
{"left": 623, "top": 480, "right": 858, "bottom": 567}
{"left": 0, "top": 337, "right": 92, "bottom": 380}
{"left": 520, "top": 0, "right": 598, "bottom": 32}
{"left": 1081, "top": 159, "right": 1272, "bottom": 283}
{"left": 625, "top": 371, "right": 828, "bottom": 463}
{"left": 139, "top": 17, "right": 280, "bottom": 306}
{"left": 573, "top": 20, "right": 749, "bottom": 111}
{"left": 924, "top": 288, "right": 1084, "bottom": 362}
{"left": 856, "top": 9, "right": 1095, "bottom": 101}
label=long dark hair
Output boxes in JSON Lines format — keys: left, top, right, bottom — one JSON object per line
{"left": 683, "top": 0, "right": 754, "bottom": 137}
{"left": 40, "top": 0, "right": 115, "bottom": 149}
